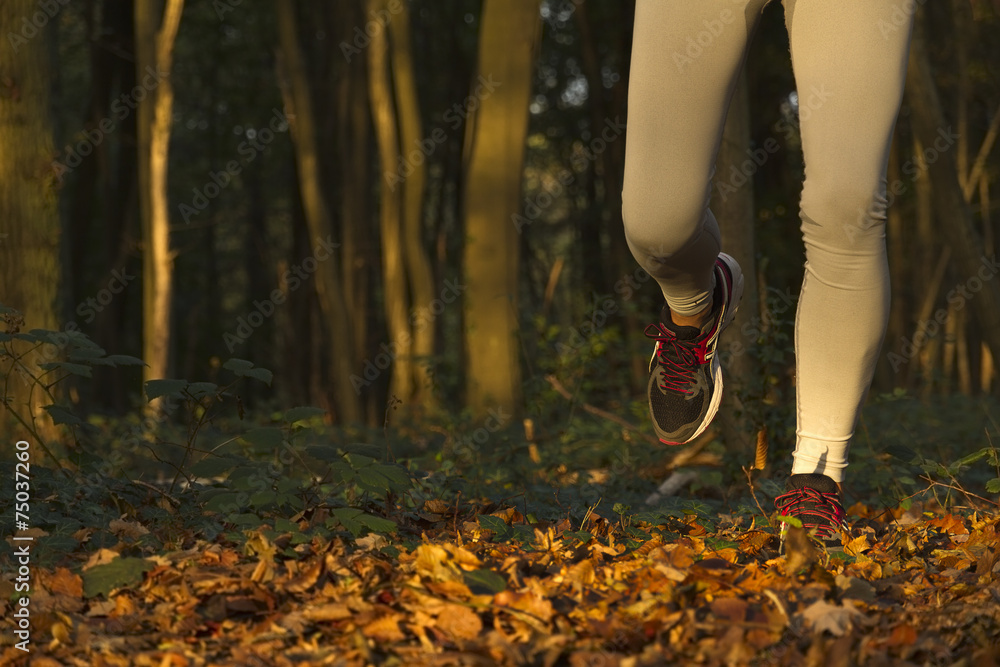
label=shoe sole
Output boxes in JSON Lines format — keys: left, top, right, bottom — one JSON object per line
{"left": 656, "top": 252, "right": 745, "bottom": 445}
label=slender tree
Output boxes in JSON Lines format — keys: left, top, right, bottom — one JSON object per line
{"left": 275, "top": 0, "right": 361, "bottom": 423}
{"left": 0, "top": 0, "right": 61, "bottom": 437}
{"left": 905, "top": 11, "right": 1000, "bottom": 390}
{"left": 367, "top": 0, "right": 414, "bottom": 406}
{"left": 134, "top": 0, "right": 184, "bottom": 391}
{"left": 390, "top": 0, "right": 437, "bottom": 410}
{"left": 461, "top": 0, "right": 542, "bottom": 418}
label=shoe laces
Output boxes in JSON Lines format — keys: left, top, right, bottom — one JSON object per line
{"left": 775, "top": 486, "right": 848, "bottom": 539}
{"left": 644, "top": 323, "right": 708, "bottom": 394}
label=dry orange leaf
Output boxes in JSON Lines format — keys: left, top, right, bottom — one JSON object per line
{"left": 362, "top": 613, "right": 407, "bottom": 642}
{"left": 435, "top": 603, "right": 483, "bottom": 640}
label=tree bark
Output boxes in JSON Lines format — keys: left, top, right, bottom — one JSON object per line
{"left": 0, "top": 0, "right": 61, "bottom": 436}
{"left": 275, "top": 0, "right": 361, "bottom": 423}
{"left": 461, "top": 0, "right": 541, "bottom": 417}
{"left": 134, "top": 0, "right": 183, "bottom": 392}
{"left": 905, "top": 15, "right": 1000, "bottom": 390}
{"left": 389, "top": 0, "right": 437, "bottom": 410}
{"left": 367, "top": 0, "right": 413, "bottom": 405}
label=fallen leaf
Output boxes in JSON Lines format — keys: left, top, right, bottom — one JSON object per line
{"left": 797, "top": 599, "right": 863, "bottom": 637}
{"left": 362, "top": 613, "right": 407, "bottom": 642}
{"left": 435, "top": 603, "right": 483, "bottom": 640}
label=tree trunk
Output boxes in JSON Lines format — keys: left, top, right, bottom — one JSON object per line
{"left": 0, "top": 0, "right": 61, "bottom": 437}
{"left": 389, "top": 0, "right": 437, "bottom": 410}
{"left": 366, "top": 0, "right": 413, "bottom": 406}
{"left": 335, "top": 0, "right": 375, "bottom": 423}
{"left": 711, "top": 71, "right": 760, "bottom": 455}
{"left": 462, "top": 0, "right": 541, "bottom": 417}
{"left": 275, "top": 0, "right": 361, "bottom": 423}
{"left": 134, "top": 0, "right": 183, "bottom": 392}
{"left": 905, "top": 16, "right": 1000, "bottom": 391}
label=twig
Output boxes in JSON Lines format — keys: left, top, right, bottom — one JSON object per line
{"left": 545, "top": 374, "right": 659, "bottom": 445}
{"left": 743, "top": 465, "right": 772, "bottom": 527}
{"left": 132, "top": 478, "right": 181, "bottom": 507}
{"left": 918, "top": 475, "right": 999, "bottom": 508}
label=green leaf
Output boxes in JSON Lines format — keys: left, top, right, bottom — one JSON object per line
{"left": 186, "top": 382, "right": 219, "bottom": 398}
{"left": 463, "top": 568, "right": 507, "bottom": 595}
{"left": 375, "top": 464, "right": 412, "bottom": 491}
{"left": 275, "top": 517, "right": 301, "bottom": 533}
{"left": 357, "top": 467, "right": 392, "bottom": 492}
{"left": 331, "top": 507, "right": 364, "bottom": 536}
{"left": 202, "top": 491, "right": 245, "bottom": 513}
{"left": 242, "top": 368, "right": 273, "bottom": 385}
{"left": 223, "top": 358, "right": 273, "bottom": 385}
{"left": 250, "top": 490, "right": 277, "bottom": 507}
{"left": 954, "top": 448, "right": 991, "bottom": 468}
{"left": 304, "top": 444, "right": 344, "bottom": 462}
{"left": 43, "top": 404, "right": 84, "bottom": 426}
{"left": 144, "top": 379, "right": 188, "bottom": 400}
{"left": 105, "top": 354, "right": 146, "bottom": 366}
{"left": 40, "top": 361, "right": 92, "bottom": 378}
{"left": 223, "top": 358, "right": 255, "bottom": 373}
{"left": 358, "top": 513, "right": 396, "bottom": 534}
{"left": 242, "top": 427, "right": 283, "bottom": 450}
{"left": 12, "top": 332, "right": 40, "bottom": 343}
{"left": 986, "top": 478, "right": 1000, "bottom": 494}
{"left": 82, "top": 557, "right": 154, "bottom": 598}
{"left": 69, "top": 346, "right": 107, "bottom": 361}
{"left": 477, "top": 514, "right": 511, "bottom": 539}
{"left": 283, "top": 406, "right": 326, "bottom": 423}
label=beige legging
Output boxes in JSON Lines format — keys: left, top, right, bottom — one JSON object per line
{"left": 622, "top": 0, "right": 914, "bottom": 482}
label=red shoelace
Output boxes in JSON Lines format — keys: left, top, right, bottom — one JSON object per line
{"left": 643, "top": 323, "right": 709, "bottom": 394}
{"left": 775, "top": 486, "right": 847, "bottom": 539}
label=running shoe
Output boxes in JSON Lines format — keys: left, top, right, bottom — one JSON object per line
{"left": 775, "top": 473, "right": 849, "bottom": 549}
{"left": 644, "top": 252, "right": 744, "bottom": 445}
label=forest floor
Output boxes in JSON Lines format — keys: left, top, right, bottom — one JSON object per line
{"left": 3, "top": 394, "right": 1000, "bottom": 666}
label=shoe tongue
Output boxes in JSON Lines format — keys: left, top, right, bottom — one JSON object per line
{"left": 789, "top": 473, "right": 838, "bottom": 494}
{"left": 663, "top": 320, "right": 702, "bottom": 341}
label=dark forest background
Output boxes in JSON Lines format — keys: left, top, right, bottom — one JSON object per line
{"left": 2, "top": 0, "right": 1000, "bottom": 462}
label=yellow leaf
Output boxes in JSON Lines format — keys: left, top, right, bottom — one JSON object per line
{"left": 844, "top": 533, "right": 870, "bottom": 557}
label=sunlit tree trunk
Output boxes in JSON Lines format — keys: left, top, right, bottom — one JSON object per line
{"left": 389, "top": 1, "right": 437, "bottom": 410}
{"left": 0, "top": 0, "right": 60, "bottom": 437}
{"left": 711, "top": 71, "right": 760, "bottom": 454}
{"left": 275, "top": 0, "right": 361, "bottom": 422}
{"left": 135, "top": 0, "right": 183, "bottom": 393}
{"left": 462, "top": 0, "right": 541, "bottom": 417}
{"left": 367, "top": 0, "right": 413, "bottom": 406}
